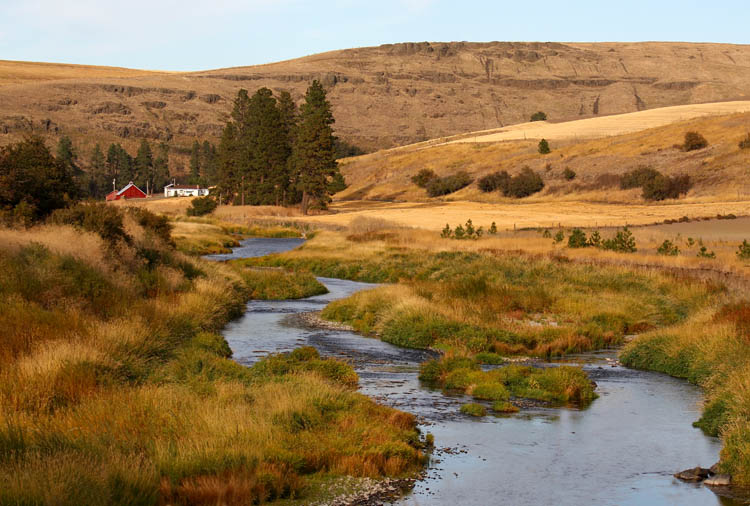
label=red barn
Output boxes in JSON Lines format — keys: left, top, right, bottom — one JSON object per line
{"left": 106, "top": 181, "right": 147, "bottom": 201}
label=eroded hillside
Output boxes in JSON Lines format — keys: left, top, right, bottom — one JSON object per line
{"left": 2, "top": 41, "right": 750, "bottom": 163}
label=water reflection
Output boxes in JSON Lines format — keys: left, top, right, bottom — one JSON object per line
{"left": 217, "top": 238, "right": 740, "bottom": 505}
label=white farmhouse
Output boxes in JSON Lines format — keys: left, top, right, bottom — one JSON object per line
{"left": 164, "top": 183, "right": 210, "bottom": 197}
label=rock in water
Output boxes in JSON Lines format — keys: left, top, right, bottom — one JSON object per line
{"left": 674, "top": 467, "right": 711, "bottom": 482}
{"left": 704, "top": 475, "right": 731, "bottom": 486}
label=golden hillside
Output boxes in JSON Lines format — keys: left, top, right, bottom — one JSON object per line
{"left": 2, "top": 41, "right": 750, "bottom": 163}
{"left": 336, "top": 107, "right": 750, "bottom": 203}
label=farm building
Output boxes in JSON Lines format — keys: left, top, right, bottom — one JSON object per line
{"left": 164, "top": 183, "right": 210, "bottom": 197}
{"left": 105, "top": 181, "right": 147, "bottom": 201}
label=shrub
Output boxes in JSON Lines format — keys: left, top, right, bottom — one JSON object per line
{"left": 478, "top": 171, "right": 510, "bottom": 193}
{"left": 697, "top": 246, "right": 716, "bottom": 259}
{"left": 588, "top": 231, "right": 601, "bottom": 247}
{"left": 50, "top": 203, "right": 129, "bottom": 244}
{"left": 127, "top": 207, "right": 173, "bottom": 244}
{"left": 411, "top": 169, "right": 438, "bottom": 188}
{"left": 567, "top": 228, "right": 588, "bottom": 248}
{"left": 620, "top": 166, "right": 661, "bottom": 190}
{"left": 683, "top": 131, "right": 708, "bottom": 151}
{"left": 642, "top": 174, "right": 692, "bottom": 201}
{"left": 553, "top": 230, "right": 565, "bottom": 244}
{"left": 538, "top": 139, "right": 551, "bottom": 154}
{"left": 530, "top": 111, "right": 547, "bottom": 122}
{"left": 488, "top": 222, "right": 498, "bottom": 235}
{"left": 425, "top": 171, "right": 473, "bottom": 197}
{"left": 739, "top": 133, "right": 750, "bottom": 150}
{"left": 621, "top": 166, "right": 691, "bottom": 200}
{"left": 187, "top": 196, "right": 217, "bottom": 216}
{"left": 563, "top": 167, "right": 576, "bottom": 181}
{"left": 737, "top": 240, "right": 750, "bottom": 260}
{"left": 506, "top": 167, "right": 544, "bottom": 198}
{"left": 657, "top": 240, "right": 680, "bottom": 256}
{"left": 601, "top": 227, "right": 637, "bottom": 253}
{"left": 460, "top": 403, "right": 487, "bottom": 417}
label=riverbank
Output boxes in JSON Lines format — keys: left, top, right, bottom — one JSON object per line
{"left": 221, "top": 263, "right": 731, "bottom": 505}
{"left": 621, "top": 304, "right": 750, "bottom": 486}
{"left": 0, "top": 207, "right": 426, "bottom": 505}
{"left": 240, "top": 222, "right": 750, "bottom": 491}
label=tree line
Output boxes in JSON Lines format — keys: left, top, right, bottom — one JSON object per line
{"left": 215, "top": 80, "right": 345, "bottom": 214}
{"left": 1, "top": 80, "right": 346, "bottom": 222}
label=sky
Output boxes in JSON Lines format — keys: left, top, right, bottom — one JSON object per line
{"left": 0, "top": 0, "right": 747, "bottom": 71}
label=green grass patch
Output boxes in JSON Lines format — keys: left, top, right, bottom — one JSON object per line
{"left": 460, "top": 403, "right": 487, "bottom": 417}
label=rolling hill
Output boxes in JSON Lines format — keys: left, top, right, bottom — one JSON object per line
{"left": 336, "top": 107, "right": 750, "bottom": 203}
{"left": 2, "top": 41, "right": 750, "bottom": 172}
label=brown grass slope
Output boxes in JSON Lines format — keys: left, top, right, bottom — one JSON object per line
{"left": 2, "top": 41, "right": 750, "bottom": 165}
{"left": 336, "top": 109, "right": 750, "bottom": 204}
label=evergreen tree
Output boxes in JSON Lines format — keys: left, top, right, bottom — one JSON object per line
{"left": 217, "top": 122, "right": 241, "bottom": 204}
{"left": 57, "top": 136, "right": 85, "bottom": 195}
{"left": 291, "top": 80, "right": 338, "bottom": 214}
{"left": 105, "top": 143, "right": 134, "bottom": 190}
{"left": 89, "top": 143, "right": 107, "bottom": 197}
{"left": 216, "top": 88, "right": 297, "bottom": 206}
{"left": 0, "top": 136, "right": 77, "bottom": 220}
{"left": 247, "top": 87, "right": 290, "bottom": 205}
{"left": 153, "top": 142, "right": 171, "bottom": 194}
{"left": 189, "top": 140, "right": 202, "bottom": 185}
{"left": 201, "top": 140, "right": 218, "bottom": 185}
{"left": 538, "top": 138, "right": 551, "bottom": 154}
{"left": 135, "top": 139, "right": 154, "bottom": 193}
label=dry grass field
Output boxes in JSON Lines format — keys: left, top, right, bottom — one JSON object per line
{"left": 3, "top": 41, "right": 750, "bottom": 162}
{"left": 337, "top": 109, "right": 750, "bottom": 202}
{"left": 446, "top": 101, "right": 750, "bottom": 144}
{"left": 300, "top": 200, "right": 750, "bottom": 230}
{"left": 0, "top": 59, "right": 159, "bottom": 87}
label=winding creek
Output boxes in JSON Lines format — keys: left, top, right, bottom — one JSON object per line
{"left": 212, "top": 238, "right": 743, "bottom": 505}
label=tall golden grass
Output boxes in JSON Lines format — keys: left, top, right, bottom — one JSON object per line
{"left": 0, "top": 212, "right": 424, "bottom": 505}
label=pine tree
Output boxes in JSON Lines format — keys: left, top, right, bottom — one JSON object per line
{"left": 56, "top": 136, "right": 85, "bottom": 195}
{"left": 105, "top": 143, "right": 134, "bottom": 191}
{"left": 189, "top": 140, "right": 202, "bottom": 185}
{"left": 201, "top": 140, "right": 218, "bottom": 185}
{"left": 89, "top": 143, "right": 107, "bottom": 197}
{"left": 538, "top": 138, "right": 551, "bottom": 155}
{"left": 153, "top": 142, "right": 171, "bottom": 193}
{"left": 247, "top": 88, "right": 291, "bottom": 205}
{"left": 291, "top": 80, "right": 338, "bottom": 214}
{"left": 0, "top": 136, "right": 77, "bottom": 219}
{"left": 217, "top": 122, "right": 241, "bottom": 204}
{"left": 135, "top": 139, "right": 153, "bottom": 193}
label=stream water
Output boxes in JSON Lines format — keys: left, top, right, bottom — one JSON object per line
{"left": 215, "top": 238, "right": 744, "bottom": 505}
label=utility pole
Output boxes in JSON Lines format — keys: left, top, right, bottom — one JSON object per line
{"left": 241, "top": 175, "right": 245, "bottom": 206}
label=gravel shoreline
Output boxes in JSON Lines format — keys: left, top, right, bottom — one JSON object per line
{"left": 296, "top": 311, "right": 356, "bottom": 332}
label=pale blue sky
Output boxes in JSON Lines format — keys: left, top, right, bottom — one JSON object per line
{"left": 0, "top": 0, "right": 747, "bottom": 71}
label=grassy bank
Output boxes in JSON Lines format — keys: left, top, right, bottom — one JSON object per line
{"left": 234, "top": 267, "right": 328, "bottom": 300}
{"left": 419, "top": 356, "right": 597, "bottom": 412}
{"left": 171, "top": 218, "right": 303, "bottom": 256}
{"left": 0, "top": 206, "right": 424, "bottom": 505}
{"left": 246, "top": 230, "right": 713, "bottom": 358}
{"left": 620, "top": 303, "right": 750, "bottom": 483}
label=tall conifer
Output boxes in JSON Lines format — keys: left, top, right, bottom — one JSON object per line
{"left": 291, "top": 80, "right": 338, "bottom": 214}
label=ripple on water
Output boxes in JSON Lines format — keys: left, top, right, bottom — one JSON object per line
{"left": 217, "top": 238, "right": 736, "bottom": 506}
